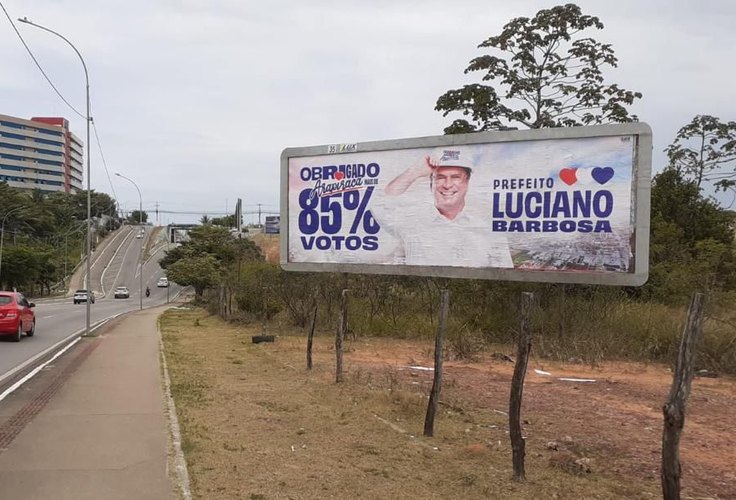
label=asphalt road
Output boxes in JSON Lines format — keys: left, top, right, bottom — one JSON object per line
{"left": 0, "top": 226, "right": 182, "bottom": 388}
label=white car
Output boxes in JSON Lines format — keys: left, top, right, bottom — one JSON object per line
{"left": 114, "top": 286, "right": 130, "bottom": 299}
{"left": 73, "top": 289, "right": 95, "bottom": 304}
{"left": 157, "top": 277, "right": 169, "bottom": 288}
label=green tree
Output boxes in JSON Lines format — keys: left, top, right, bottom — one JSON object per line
{"left": 211, "top": 214, "right": 236, "bottom": 228}
{"left": 664, "top": 114, "right": 736, "bottom": 190}
{"left": 166, "top": 255, "right": 221, "bottom": 297}
{"left": 435, "top": 4, "right": 641, "bottom": 133}
{"left": 160, "top": 225, "right": 262, "bottom": 270}
{"left": 644, "top": 167, "right": 735, "bottom": 301}
{"left": 127, "top": 210, "right": 148, "bottom": 224}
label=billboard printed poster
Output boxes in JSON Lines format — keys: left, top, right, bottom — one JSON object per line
{"left": 283, "top": 125, "right": 651, "bottom": 285}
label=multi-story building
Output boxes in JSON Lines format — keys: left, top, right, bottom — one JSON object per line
{"left": 0, "top": 113, "right": 83, "bottom": 193}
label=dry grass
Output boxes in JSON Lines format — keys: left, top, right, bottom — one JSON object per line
{"left": 160, "top": 307, "right": 726, "bottom": 500}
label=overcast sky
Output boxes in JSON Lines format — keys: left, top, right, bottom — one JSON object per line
{"left": 1, "top": 0, "right": 735, "bottom": 224}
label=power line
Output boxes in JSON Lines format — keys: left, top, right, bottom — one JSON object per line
{"left": 91, "top": 120, "right": 117, "bottom": 202}
{"left": 0, "top": 2, "right": 86, "bottom": 119}
{"left": 1, "top": 3, "right": 122, "bottom": 214}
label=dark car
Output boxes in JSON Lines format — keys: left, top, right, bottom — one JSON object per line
{"left": 0, "top": 291, "right": 36, "bottom": 342}
{"left": 73, "top": 289, "right": 95, "bottom": 304}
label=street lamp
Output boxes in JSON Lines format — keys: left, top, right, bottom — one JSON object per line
{"left": 0, "top": 207, "right": 25, "bottom": 285}
{"left": 115, "top": 173, "right": 143, "bottom": 310}
{"left": 18, "top": 17, "right": 93, "bottom": 336}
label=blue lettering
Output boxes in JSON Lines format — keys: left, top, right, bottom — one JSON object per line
{"left": 594, "top": 221, "right": 612, "bottom": 233}
{"left": 363, "top": 236, "right": 378, "bottom": 250}
{"left": 366, "top": 163, "right": 380, "bottom": 178}
{"left": 316, "top": 236, "right": 331, "bottom": 250}
{"left": 572, "top": 191, "right": 591, "bottom": 217}
{"left": 509, "top": 221, "right": 524, "bottom": 232}
{"left": 593, "top": 191, "right": 614, "bottom": 217}
{"left": 524, "top": 192, "right": 543, "bottom": 218}
{"left": 505, "top": 192, "right": 523, "bottom": 218}
{"left": 492, "top": 193, "right": 505, "bottom": 218}
{"left": 323, "top": 165, "right": 337, "bottom": 179}
{"left": 300, "top": 236, "right": 315, "bottom": 249}
{"left": 550, "top": 192, "right": 571, "bottom": 218}
{"left": 345, "top": 236, "right": 361, "bottom": 250}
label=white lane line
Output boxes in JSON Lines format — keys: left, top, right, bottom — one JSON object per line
{"left": 0, "top": 315, "right": 122, "bottom": 399}
{"left": 101, "top": 229, "right": 136, "bottom": 295}
{"left": 0, "top": 337, "right": 81, "bottom": 403}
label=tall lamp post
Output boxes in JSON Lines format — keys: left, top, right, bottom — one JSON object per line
{"left": 18, "top": 17, "right": 93, "bottom": 336}
{"left": 0, "top": 207, "right": 25, "bottom": 286}
{"left": 115, "top": 173, "right": 143, "bottom": 310}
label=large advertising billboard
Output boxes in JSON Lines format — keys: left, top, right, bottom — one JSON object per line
{"left": 281, "top": 124, "right": 651, "bottom": 285}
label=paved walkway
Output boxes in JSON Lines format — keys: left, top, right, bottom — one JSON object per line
{"left": 0, "top": 306, "right": 182, "bottom": 500}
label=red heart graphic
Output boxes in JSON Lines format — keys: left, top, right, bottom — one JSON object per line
{"left": 334, "top": 171, "right": 345, "bottom": 180}
{"left": 559, "top": 168, "right": 578, "bottom": 186}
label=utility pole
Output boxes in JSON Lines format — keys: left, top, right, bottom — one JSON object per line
{"left": 258, "top": 203, "right": 262, "bottom": 226}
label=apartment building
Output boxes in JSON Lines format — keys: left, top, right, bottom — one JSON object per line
{"left": 0, "top": 113, "right": 83, "bottom": 193}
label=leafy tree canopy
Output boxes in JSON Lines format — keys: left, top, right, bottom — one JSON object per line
{"left": 127, "top": 210, "right": 148, "bottom": 224}
{"left": 160, "top": 225, "right": 262, "bottom": 271}
{"left": 166, "top": 255, "right": 221, "bottom": 297}
{"left": 664, "top": 114, "right": 736, "bottom": 190}
{"left": 435, "top": 3, "right": 642, "bottom": 133}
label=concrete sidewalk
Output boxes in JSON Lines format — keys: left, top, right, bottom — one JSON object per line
{"left": 0, "top": 306, "right": 182, "bottom": 500}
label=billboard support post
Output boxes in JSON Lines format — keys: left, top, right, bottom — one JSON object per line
{"left": 424, "top": 288, "right": 449, "bottom": 437}
{"left": 661, "top": 292, "right": 705, "bottom": 499}
{"left": 510, "top": 291, "right": 534, "bottom": 480}
{"left": 335, "top": 289, "right": 348, "bottom": 383}
{"left": 307, "top": 295, "right": 318, "bottom": 370}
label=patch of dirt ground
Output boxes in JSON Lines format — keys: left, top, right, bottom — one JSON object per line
{"left": 161, "top": 308, "right": 736, "bottom": 500}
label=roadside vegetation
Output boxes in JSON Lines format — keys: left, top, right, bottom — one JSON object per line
{"left": 0, "top": 184, "right": 125, "bottom": 294}
{"left": 161, "top": 307, "right": 683, "bottom": 499}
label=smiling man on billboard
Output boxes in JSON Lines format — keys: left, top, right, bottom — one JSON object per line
{"left": 377, "top": 148, "right": 514, "bottom": 268}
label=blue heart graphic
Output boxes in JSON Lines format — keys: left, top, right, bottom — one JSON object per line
{"left": 591, "top": 167, "right": 614, "bottom": 185}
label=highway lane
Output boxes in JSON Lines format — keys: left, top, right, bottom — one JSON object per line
{"left": 0, "top": 227, "right": 182, "bottom": 388}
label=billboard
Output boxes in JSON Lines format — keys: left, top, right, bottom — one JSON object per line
{"left": 281, "top": 123, "right": 651, "bottom": 285}
{"left": 265, "top": 215, "right": 280, "bottom": 234}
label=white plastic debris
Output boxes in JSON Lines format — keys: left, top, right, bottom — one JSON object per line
{"left": 558, "top": 377, "right": 596, "bottom": 383}
{"left": 534, "top": 369, "right": 552, "bottom": 376}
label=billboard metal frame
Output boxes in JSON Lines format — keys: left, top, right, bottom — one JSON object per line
{"left": 281, "top": 123, "right": 652, "bottom": 286}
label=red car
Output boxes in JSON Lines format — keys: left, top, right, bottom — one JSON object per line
{"left": 0, "top": 291, "right": 36, "bottom": 342}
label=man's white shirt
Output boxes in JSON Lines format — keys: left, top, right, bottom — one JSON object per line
{"left": 373, "top": 197, "right": 514, "bottom": 268}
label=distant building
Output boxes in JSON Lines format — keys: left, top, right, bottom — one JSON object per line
{"left": 0, "top": 113, "right": 83, "bottom": 193}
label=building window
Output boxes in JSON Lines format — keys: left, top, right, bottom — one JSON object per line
{"left": 36, "top": 128, "right": 63, "bottom": 137}
{"left": 0, "top": 121, "right": 24, "bottom": 129}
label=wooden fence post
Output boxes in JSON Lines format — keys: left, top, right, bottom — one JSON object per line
{"left": 335, "top": 289, "right": 348, "bottom": 383}
{"left": 510, "top": 292, "right": 534, "bottom": 481}
{"left": 661, "top": 292, "right": 705, "bottom": 500}
{"left": 424, "top": 288, "right": 449, "bottom": 437}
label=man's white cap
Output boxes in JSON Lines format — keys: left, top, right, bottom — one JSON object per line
{"left": 428, "top": 148, "right": 473, "bottom": 173}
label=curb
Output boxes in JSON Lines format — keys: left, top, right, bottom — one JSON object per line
{"left": 158, "top": 314, "right": 192, "bottom": 500}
